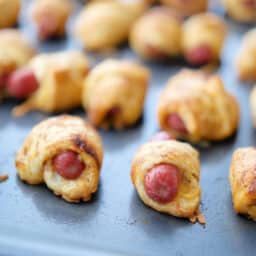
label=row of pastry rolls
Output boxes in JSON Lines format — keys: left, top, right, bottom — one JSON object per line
{"left": 2, "top": 39, "right": 240, "bottom": 144}
{"left": 15, "top": 115, "right": 256, "bottom": 222}
{"left": 132, "top": 133, "right": 256, "bottom": 222}
{"left": 0, "top": 3, "right": 254, "bottom": 81}
{"left": 0, "top": 0, "right": 254, "bottom": 43}
{"left": 0, "top": 0, "right": 72, "bottom": 40}
{"left": 8, "top": 54, "right": 150, "bottom": 131}
{"left": 16, "top": 115, "right": 204, "bottom": 223}
{"left": 130, "top": 8, "right": 227, "bottom": 65}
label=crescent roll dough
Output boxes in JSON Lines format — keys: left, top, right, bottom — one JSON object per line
{"left": 74, "top": 1, "right": 148, "bottom": 51}
{"left": 16, "top": 115, "right": 103, "bottom": 203}
{"left": 230, "top": 148, "right": 256, "bottom": 221}
{"left": 236, "top": 29, "right": 256, "bottom": 81}
{"left": 0, "top": 29, "right": 35, "bottom": 95}
{"left": 159, "top": 0, "right": 207, "bottom": 16}
{"left": 223, "top": 0, "right": 256, "bottom": 23}
{"left": 83, "top": 59, "right": 150, "bottom": 129}
{"left": 0, "top": 0, "right": 20, "bottom": 28}
{"left": 129, "top": 6, "right": 182, "bottom": 60}
{"left": 157, "top": 69, "right": 240, "bottom": 142}
{"left": 12, "top": 51, "right": 90, "bottom": 116}
{"left": 30, "top": 0, "right": 72, "bottom": 40}
{"left": 131, "top": 139, "right": 202, "bottom": 220}
{"left": 182, "top": 13, "right": 227, "bottom": 65}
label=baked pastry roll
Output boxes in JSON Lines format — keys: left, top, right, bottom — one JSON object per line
{"left": 223, "top": 0, "right": 256, "bottom": 23}
{"left": 182, "top": 13, "right": 227, "bottom": 65}
{"left": 11, "top": 51, "right": 90, "bottom": 116}
{"left": 0, "top": 29, "right": 35, "bottom": 96}
{"left": 74, "top": 1, "right": 148, "bottom": 51}
{"left": 230, "top": 147, "right": 256, "bottom": 221}
{"left": 82, "top": 59, "right": 150, "bottom": 129}
{"left": 157, "top": 69, "right": 240, "bottom": 142}
{"left": 131, "top": 136, "right": 203, "bottom": 221}
{"left": 129, "top": 6, "right": 182, "bottom": 61}
{"left": 159, "top": 0, "right": 207, "bottom": 16}
{"left": 0, "top": 0, "right": 20, "bottom": 28}
{"left": 236, "top": 29, "right": 256, "bottom": 82}
{"left": 16, "top": 115, "right": 103, "bottom": 203}
{"left": 30, "top": 0, "right": 72, "bottom": 40}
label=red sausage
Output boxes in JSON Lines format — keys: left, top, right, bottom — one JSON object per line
{"left": 167, "top": 113, "right": 187, "bottom": 134}
{"left": 185, "top": 45, "right": 212, "bottom": 65}
{"left": 37, "top": 14, "right": 58, "bottom": 40}
{"left": 106, "top": 106, "right": 121, "bottom": 119}
{"left": 0, "top": 72, "right": 10, "bottom": 89}
{"left": 144, "top": 164, "right": 179, "bottom": 203}
{"left": 151, "top": 131, "right": 176, "bottom": 141}
{"left": 53, "top": 150, "right": 85, "bottom": 180}
{"left": 243, "top": 0, "right": 256, "bottom": 7}
{"left": 6, "top": 68, "right": 39, "bottom": 99}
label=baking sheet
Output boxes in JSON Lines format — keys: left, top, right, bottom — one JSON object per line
{"left": 0, "top": 1, "right": 255, "bottom": 255}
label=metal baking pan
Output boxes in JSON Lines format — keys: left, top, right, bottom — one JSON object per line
{"left": 0, "top": 0, "right": 255, "bottom": 255}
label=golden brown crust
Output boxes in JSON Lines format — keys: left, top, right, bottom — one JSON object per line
{"left": 0, "top": 0, "right": 20, "bottom": 28}
{"left": 83, "top": 59, "right": 150, "bottom": 129}
{"left": 74, "top": 1, "right": 148, "bottom": 51}
{"left": 131, "top": 140, "right": 201, "bottom": 219}
{"left": 182, "top": 13, "right": 227, "bottom": 63}
{"left": 223, "top": 0, "right": 256, "bottom": 23}
{"left": 129, "top": 6, "right": 182, "bottom": 60}
{"left": 12, "top": 51, "right": 90, "bottom": 116}
{"left": 16, "top": 115, "right": 103, "bottom": 203}
{"left": 159, "top": 0, "right": 207, "bottom": 16}
{"left": 30, "top": 0, "right": 72, "bottom": 38}
{"left": 236, "top": 29, "right": 256, "bottom": 81}
{"left": 0, "top": 29, "right": 35, "bottom": 79}
{"left": 230, "top": 148, "right": 256, "bottom": 221}
{"left": 157, "top": 69, "right": 240, "bottom": 142}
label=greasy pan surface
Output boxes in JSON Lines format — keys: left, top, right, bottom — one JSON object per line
{"left": 0, "top": 1, "right": 255, "bottom": 255}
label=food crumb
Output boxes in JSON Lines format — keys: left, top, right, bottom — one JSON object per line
{"left": 189, "top": 211, "right": 206, "bottom": 226}
{"left": 0, "top": 174, "right": 9, "bottom": 183}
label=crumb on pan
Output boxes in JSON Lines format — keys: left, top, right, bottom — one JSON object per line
{"left": 189, "top": 210, "right": 206, "bottom": 225}
{"left": 0, "top": 174, "right": 9, "bottom": 183}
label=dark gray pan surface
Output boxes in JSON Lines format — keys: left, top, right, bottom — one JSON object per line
{"left": 0, "top": 1, "right": 255, "bottom": 255}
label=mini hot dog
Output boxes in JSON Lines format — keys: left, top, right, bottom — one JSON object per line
{"left": 0, "top": 29, "right": 35, "bottom": 99}
{"left": 182, "top": 13, "right": 227, "bottom": 65}
{"left": 16, "top": 115, "right": 103, "bottom": 203}
{"left": 30, "top": 0, "right": 72, "bottom": 40}
{"left": 230, "top": 147, "right": 256, "bottom": 221}
{"left": 131, "top": 133, "right": 203, "bottom": 222}
{"left": 11, "top": 50, "right": 90, "bottom": 116}
{"left": 83, "top": 59, "right": 150, "bottom": 129}
{"left": 157, "top": 69, "right": 240, "bottom": 142}
{"left": 129, "top": 6, "right": 182, "bottom": 61}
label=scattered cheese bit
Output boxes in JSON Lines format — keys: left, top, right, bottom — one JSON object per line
{"left": 0, "top": 174, "right": 9, "bottom": 183}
